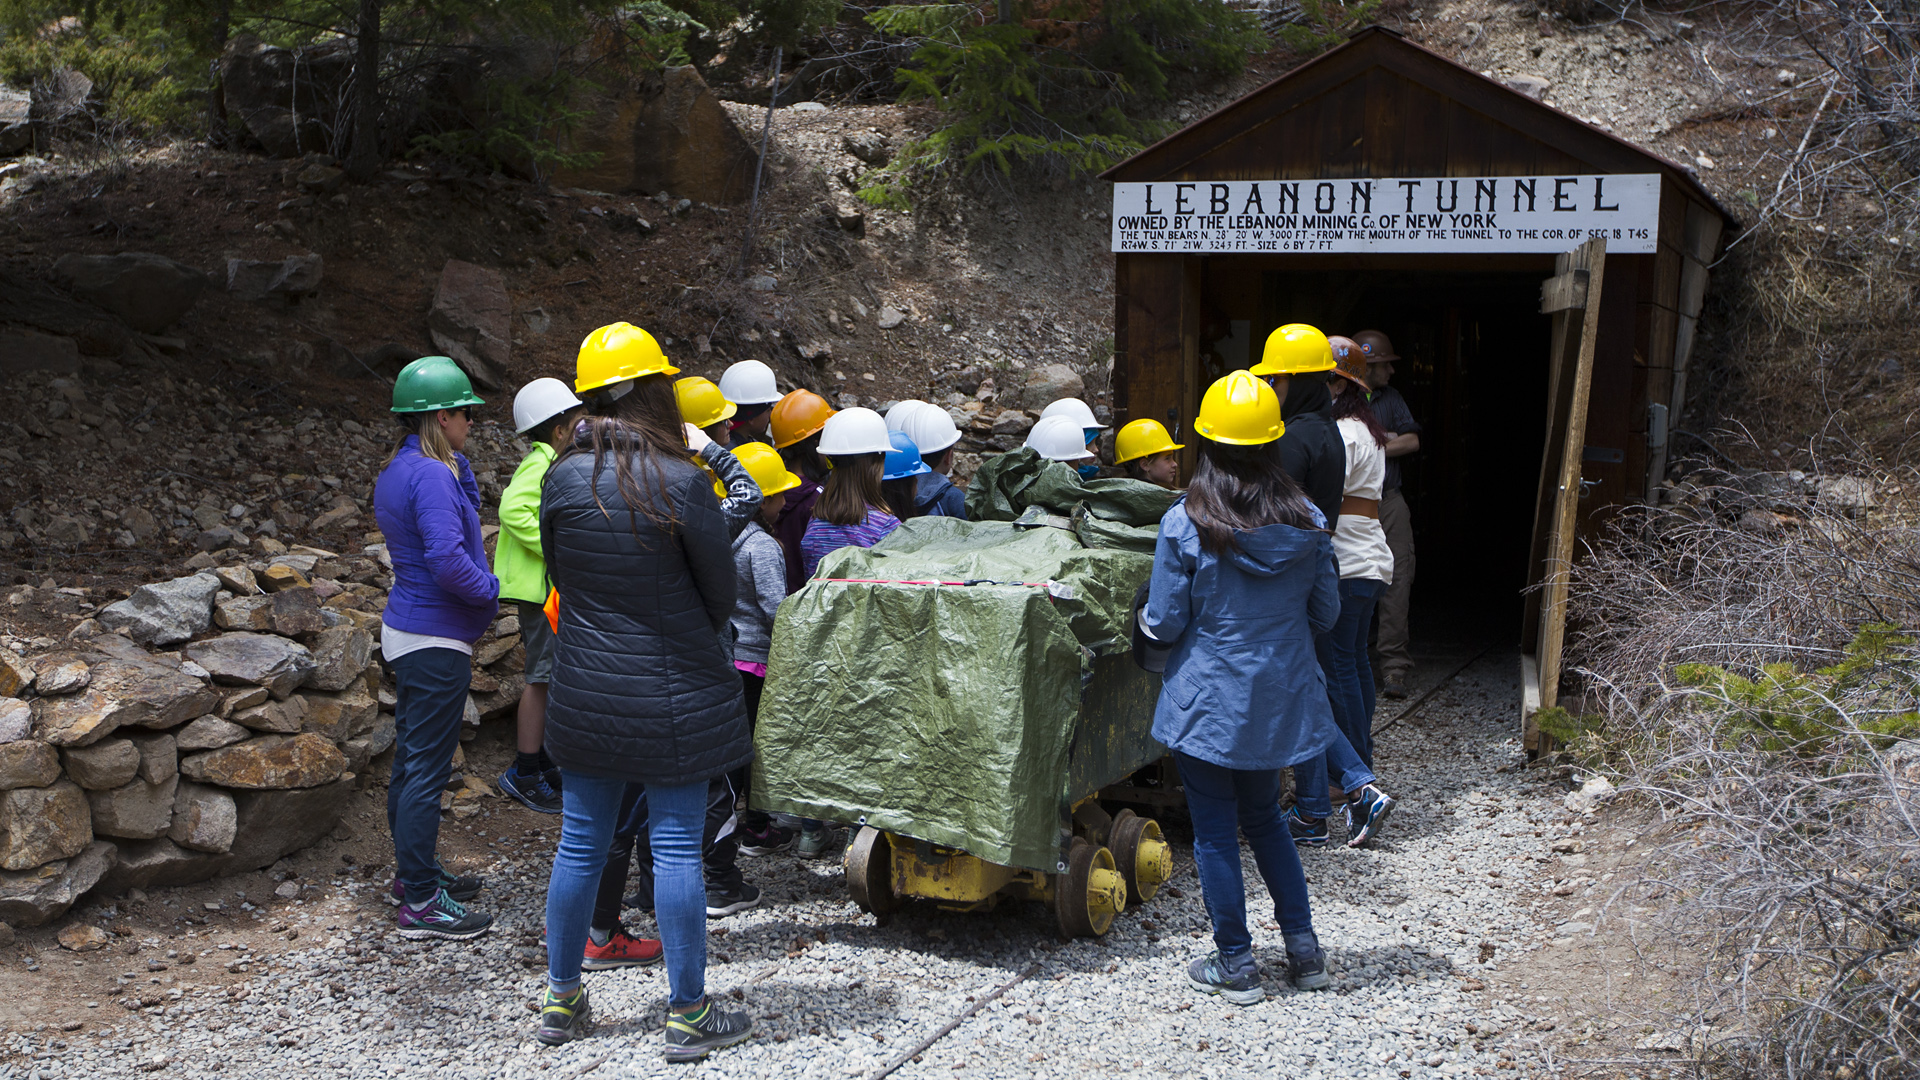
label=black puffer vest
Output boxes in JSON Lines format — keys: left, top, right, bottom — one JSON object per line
{"left": 538, "top": 439, "right": 752, "bottom": 786}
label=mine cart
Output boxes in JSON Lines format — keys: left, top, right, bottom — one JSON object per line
{"left": 752, "top": 457, "right": 1178, "bottom": 937}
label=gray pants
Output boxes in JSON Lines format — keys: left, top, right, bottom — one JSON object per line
{"left": 1376, "top": 488, "right": 1415, "bottom": 676}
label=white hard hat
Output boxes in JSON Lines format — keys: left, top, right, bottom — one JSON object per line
{"left": 512, "top": 377, "right": 584, "bottom": 435}
{"left": 817, "top": 406, "right": 894, "bottom": 456}
{"left": 1025, "top": 415, "right": 1096, "bottom": 462}
{"left": 1039, "top": 397, "right": 1108, "bottom": 431}
{"left": 885, "top": 399, "right": 930, "bottom": 432}
{"left": 901, "top": 403, "right": 961, "bottom": 455}
{"left": 717, "top": 359, "right": 782, "bottom": 406}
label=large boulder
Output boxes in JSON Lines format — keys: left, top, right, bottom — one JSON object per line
{"left": 87, "top": 774, "right": 177, "bottom": 840}
{"left": 552, "top": 65, "right": 757, "bottom": 204}
{"left": 0, "top": 330, "right": 80, "bottom": 376}
{"left": 226, "top": 253, "right": 322, "bottom": 302}
{"left": 0, "top": 86, "right": 30, "bottom": 157}
{"left": 178, "top": 733, "right": 345, "bottom": 789}
{"left": 0, "top": 741, "right": 59, "bottom": 790}
{"left": 0, "top": 780, "right": 91, "bottom": 870}
{"left": 305, "top": 626, "right": 372, "bottom": 692}
{"left": 98, "top": 778, "right": 351, "bottom": 892}
{"left": 231, "top": 694, "right": 307, "bottom": 734}
{"left": 60, "top": 738, "right": 139, "bottom": 790}
{"left": 1019, "top": 363, "right": 1086, "bottom": 410}
{"left": 303, "top": 687, "right": 376, "bottom": 743}
{"left": 183, "top": 633, "right": 315, "bottom": 700}
{"left": 50, "top": 253, "right": 207, "bottom": 335}
{"left": 0, "top": 698, "right": 29, "bottom": 744}
{"left": 174, "top": 715, "right": 249, "bottom": 751}
{"left": 30, "top": 654, "right": 218, "bottom": 747}
{"left": 219, "top": 34, "right": 353, "bottom": 158}
{"left": 0, "top": 841, "right": 115, "bottom": 927}
{"left": 428, "top": 260, "right": 509, "bottom": 391}
{"left": 168, "top": 781, "right": 236, "bottom": 853}
{"left": 96, "top": 573, "right": 221, "bottom": 645}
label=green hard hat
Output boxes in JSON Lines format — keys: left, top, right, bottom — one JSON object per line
{"left": 391, "top": 356, "right": 485, "bottom": 413}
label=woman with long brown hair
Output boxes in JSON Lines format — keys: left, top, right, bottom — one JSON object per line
{"left": 798, "top": 407, "right": 901, "bottom": 579}
{"left": 533, "top": 323, "right": 754, "bottom": 1062}
{"left": 1139, "top": 370, "right": 1361, "bottom": 1004}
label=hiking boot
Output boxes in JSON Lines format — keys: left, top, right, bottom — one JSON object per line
{"left": 794, "top": 827, "right": 838, "bottom": 860}
{"left": 395, "top": 888, "right": 493, "bottom": 941}
{"left": 706, "top": 882, "right": 762, "bottom": 918}
{"left": 1187, "top": 951, "right": 1264, "bottom": 1005}
{"left": 581, "top": 926, "right": 663, "bottom": 970}
{"left": 500, "top": 766, "right": 563, "bottom": 815}
{"left": 1379, "top": 671, "right": 1409, "bottom": 700}
{"left": 387, "top": 865, "right": 484, "bottom": 907}
{"left": 736, "top": 824, "right": 796, "bottom": 858}
{"left": 1285, "top": 933, "right": 1332, "bottom": 991}
{"left": 1345, "top": 784, "right": 1396, "bottom": 848}
{"left": 664, "top": 997, "right": 755, "bottom": 1062}
{"left": 535, "top": 985, "right": 591, "bottom": 1046}
{"left": 1283, "top": 805, "right": 1328, "bottom": 848}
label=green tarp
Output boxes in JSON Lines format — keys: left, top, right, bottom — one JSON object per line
{"left": 750, "top": 458, "right": 1175, "bottom": 870}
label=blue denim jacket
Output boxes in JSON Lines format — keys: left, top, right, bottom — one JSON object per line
{"left": 1144, "top": 500, "right": 1340, "bottom": 770}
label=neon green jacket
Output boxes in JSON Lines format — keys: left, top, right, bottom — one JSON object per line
{"left": 493, "top": 441, "right": 555, "bottom": 604}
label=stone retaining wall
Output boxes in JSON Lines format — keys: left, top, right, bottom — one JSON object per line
{"left": 0, "top": 539, "right": 525, "bottom": 927}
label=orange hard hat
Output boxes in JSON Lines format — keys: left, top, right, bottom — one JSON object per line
{"left": 770, "top": 389, "right": 836, "bottom": 448}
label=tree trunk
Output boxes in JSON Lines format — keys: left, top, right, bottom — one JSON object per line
{"left": 207, "top": 0, "right": 232, "bottom": 143}
{"left": 346, "top": 0, "right": 382, "bottom": 181}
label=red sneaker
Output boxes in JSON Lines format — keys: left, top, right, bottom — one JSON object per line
{"left": 581, "top": 927, "right": 663, "bottom": 970}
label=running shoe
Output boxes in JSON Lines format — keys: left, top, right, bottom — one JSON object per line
{"left": 706, "top": 882, "right": 762, "bottom": 918}
{"left": 395, "top": 888, "right": 493, "bottom": 941}
{"left": 664, "top": 997, "right": 755, "bottom": 1062}
{"left": 736, "top": 824, "right": 796, "bottom": 857}
{"left": 1286, "top": 934, "right": 1332, "bottom": 991}
{"left": 581, "top": 927, "right": 663, "bottom": 970}
{"left": 1345, "top": 784, "right": 1396, "bottom": 848}
{"left": 499, "top": 766, "right": 563, "bottom": 814}
{"left": 387, "top": 865, "right": 484, "bottom": 907}
{"left": 536, "top": 985, "right": 591, "bottom": 1046}
{"left": 794, "top": 827, "right": 838, "bottom": 860}
{"left": 1283, "top": 805, "right": 1328, "bottom": 848}
{"left": 1187, "top": 951, "right": 1264, "bottom": 1005}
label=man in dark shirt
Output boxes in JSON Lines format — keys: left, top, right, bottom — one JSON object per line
{"left": 1354, "top": 330, "right": 1421, "bottom": 699}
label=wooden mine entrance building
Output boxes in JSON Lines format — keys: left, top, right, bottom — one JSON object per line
{"left": 1102, "top": 27, "right": 1734, "bottom": 747}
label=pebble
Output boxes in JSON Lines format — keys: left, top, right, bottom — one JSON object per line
{"left": 26, "top": 652, "right": 1595, "bottom": 1078}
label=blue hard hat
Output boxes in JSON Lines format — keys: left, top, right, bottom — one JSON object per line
{"left": 883, "top": 430, "right": 933, "bottom": 480}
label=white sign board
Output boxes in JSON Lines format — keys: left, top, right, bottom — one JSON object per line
{"left": 1110, "top": 174, "right": 1660, "bottom": 255}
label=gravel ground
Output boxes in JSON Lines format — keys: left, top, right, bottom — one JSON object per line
{"left": 8, "top": 646, "right": 1604, "bottom": 1080}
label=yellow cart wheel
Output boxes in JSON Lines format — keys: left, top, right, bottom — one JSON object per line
{"left": 1109, "top": 810, "right": 1172, "bottom": 906}
{"left": 1054, "top": 839, "right": 1126, "bottom": 938}
{"left": 846, "top": 826, "right": 899, "bottom": 915}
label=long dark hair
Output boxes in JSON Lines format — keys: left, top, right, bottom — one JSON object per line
{"left": 554, "top": 373, "right": 688, "bottom": 537}
{"left": 1327, "top": 377, "right": 1388, "bottom": 447}
{"left": 881, "top": 477, "right": 920, "bottom": 520}
{"left": 1184, "top": 438, "right": 1320, "bottom": 554}
{"left": 814, "top": 453, "right": 886, "bottom": 525}
{"left": 1280, "top": 373, "right": 1331, "bottom": 421}
{"left": 782, "top": 432, "right": 830, "bottom": 484}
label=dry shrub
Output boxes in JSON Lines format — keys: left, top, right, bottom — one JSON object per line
{"left": 1568, "top": 458, "right": 1920, "bottom": 1077}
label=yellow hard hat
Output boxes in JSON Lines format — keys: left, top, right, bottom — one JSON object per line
{"left": 732, "top": 441, "right": 803, "bottom": 496}
{"left": 674, "top": 376, "right": 737, "bottom": 428}
{"left": 1250, "top": 323, "right": 1335, "bottom": 376}
{"left": 1114, "top": 418, "right": 1184, "bottom": 464}
{"left": 1194, "top": 371, "right": 1284, "bottom": 446}
{"left": 694, "top": 460, "right": 727, "bottom": 500}
{"left": 576, "top": 322, "right": 679, "bottom": 394}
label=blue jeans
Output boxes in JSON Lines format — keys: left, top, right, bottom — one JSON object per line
{"left": 1174, "top": 752, "right": 1314, "bottom": 960}
{"left": 1316, "top": 577, "right": 1384, "bottom": 768}
{"left": 1292, "top": 728, "right": 1378, "bottom": 819}
{"left": 546, "top": 771, "right": 708, "bottom": 1006}
{"left": 387, "top": 647, "right": 470, "bottom": 906}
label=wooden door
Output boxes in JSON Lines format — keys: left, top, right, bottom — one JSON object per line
{"left": 1520, "top": 237, "right": 1607, "bottom": 754}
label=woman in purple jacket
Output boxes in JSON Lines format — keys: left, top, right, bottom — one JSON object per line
{"left": 373, "top": 357, "right": 501, "bottom": 941}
